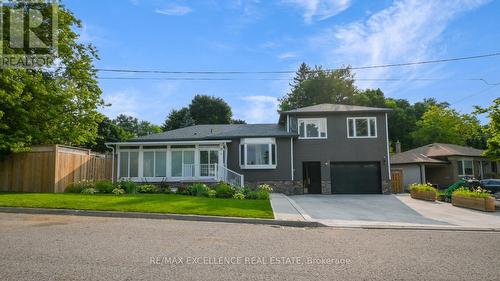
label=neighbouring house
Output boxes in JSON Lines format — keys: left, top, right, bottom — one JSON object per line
{"left": 106, "top": 104, "right": 392, "bottom": 195}
{"left": 390, "top": 143, "right": 500, "bottom": 190}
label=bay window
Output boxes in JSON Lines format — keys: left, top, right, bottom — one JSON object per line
{"left": 347, "top": 117, "right": 377, "bottom": 138}
{"left": 240, "top": 138, "right": 277, "bottom": 169}
{"left": 298, "top": 118, "right": 327, "bottom": 139}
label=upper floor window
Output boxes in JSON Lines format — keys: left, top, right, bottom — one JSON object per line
{"left": 240, "top": 138, "right": 277, "bottom": 169}
{"left": 347, "top": 117, "right": 377, "bottom": 138}
{"left": 298, "top": 118, "right": 327, "bottom": 139}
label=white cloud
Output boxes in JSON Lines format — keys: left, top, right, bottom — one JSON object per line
{"left": 283, "top": 0, "right": 351, "bottom": 23}
{"left": 101, "top": 90, "right": 140, "bottom": 119}
{"left": 239, "top": 96, "right": 279, "bottom": 123}
{"left": 311, "top": 0, "right": 490, "bottom": 91}
{"left": 155, "top": 5, "right": 192, "bottom": 16}
{"left": 277, "top": 51, "right": 298, "bottom": 59}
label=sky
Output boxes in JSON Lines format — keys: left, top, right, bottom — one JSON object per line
{"left": 63, "top": 0, "right": 500, "bottom": 125}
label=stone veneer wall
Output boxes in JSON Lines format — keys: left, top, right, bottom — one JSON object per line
{"left": 245, "top": 180, "right": 304, "bottom": 195}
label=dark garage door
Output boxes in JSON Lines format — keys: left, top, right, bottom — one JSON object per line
{"left": 331, "top": 162, "right": 382, "bottom": 194}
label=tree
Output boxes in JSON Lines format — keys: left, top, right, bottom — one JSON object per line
{"left": 475, "top": 98, "right": 500, "bottom": 159}
{"left": 85, "top": 116, "right": 130, "bottom": 152}
{"left": 411, "top": 106, "right": 484, "bottom": 147}
{"left": 0, "top": 3, "right": 104, "bottom": 154}
{"left": 231, "top": 119, "right": 247, "bottom": 124}
{"left": 162, "top": 108, "right": 195, "bottom": 131}
{"left": 113, "top": 114, "right": 161, "bottom": 137}
{"left": 278, "top": 64, "right": 357, "bottom": 112}
{"left": 189, "top": 95, "right": 232, "bottom": 124}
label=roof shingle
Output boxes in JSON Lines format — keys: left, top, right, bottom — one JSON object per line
{"left": 391, "top": 143, "right": 484, "bottom": 164}
{"left": 129, "top": 124, "right": 296, "bottom": 142}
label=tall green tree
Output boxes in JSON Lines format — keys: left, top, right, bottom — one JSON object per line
{"left": 475, "top": 98, "right": 500, "bottom": 159}
{"left": 189, "top": 95, "right": 232, "bottom": 124}
{"left": 162, "top": 108, "right": 195, "bottom": 131}
{"left": 85, "top": 116, "right": 130, "bottom": 152}
{"left": 412, "top": 105, "right": 484, "bottom": 147}
{"left": 278, "top": 64, "right": 357, "bottom": 112}
{"left": 113, "top": 114, "right": 161, "bottom": 138}
{"left": 0, "top": 3, "right": 104, "bottom": 154}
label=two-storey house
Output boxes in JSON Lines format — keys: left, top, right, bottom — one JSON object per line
{"left": 107, "top": 104, "right": 392, "bottom": 194}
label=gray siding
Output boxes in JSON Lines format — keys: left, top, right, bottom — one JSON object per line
{"left": 226, "top": 137, "right": 293, "bottom": 182}
{"left": 392, "top": 164, "right": 424, "bottom": 190}
{"left": 290, "top": 112, "right": 391, "bottom": 193}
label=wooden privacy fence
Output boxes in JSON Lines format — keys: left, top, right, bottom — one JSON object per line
{"left": 391, "top": 169, "right": 404, "bottom": 193}
{"left": 0, "top": 145, "right": 112, "bottom": 193}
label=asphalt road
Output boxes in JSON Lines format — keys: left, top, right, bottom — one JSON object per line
{"left": 0, "top": 213, "right": 499, "bottom": 281}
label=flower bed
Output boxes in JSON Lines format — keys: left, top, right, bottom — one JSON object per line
{"left": 451, "top": 187, "right": 495, "bottom": 212}
{"left": 409, "top": 183, "right": 437, "bottom": 201}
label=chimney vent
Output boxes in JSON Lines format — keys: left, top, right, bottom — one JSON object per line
{"left": 395, "top": 140, "right": 402, "bottom": 154}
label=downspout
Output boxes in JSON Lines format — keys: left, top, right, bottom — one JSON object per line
{"left": 385, "top": 113, "right": 391, "bottom": 180}
{"left": 290, "top": 137, "right": 294, "bottom": 181}
{"left": 105, "top": 143, "right": 115, "bottom": 183}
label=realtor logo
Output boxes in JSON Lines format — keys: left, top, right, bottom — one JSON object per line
{"left": 0, "top": 0, "right": 58, "bottom": 69}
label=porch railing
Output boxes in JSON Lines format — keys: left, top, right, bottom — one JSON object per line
{"left": 170, "top": 164, "right": 245, "bottom": 188}
{"left": 182, "top": 164, "right": 218, "bottom": 178}
{"left": 217, "top": 164, "right": 244, "bottom": 188}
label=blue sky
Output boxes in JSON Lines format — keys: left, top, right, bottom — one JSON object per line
{"left": 64, "top": 0, "right": 500, "bottom": 125}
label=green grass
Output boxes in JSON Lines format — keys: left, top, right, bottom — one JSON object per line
{"left": 0, "top": 193, "right": 274, "bottom": 219}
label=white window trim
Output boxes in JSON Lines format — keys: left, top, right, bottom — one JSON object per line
{"left": 239, "top": 138, "right": 277, "bottom": 169}
{"left": 347, "top": 117, "right": 377, "bottom": 138}
{"left": 298, "top": 118, "right": 328, "bottom": 139}
{"left": 458, "top": 159, "right": 474, "bottom": 177}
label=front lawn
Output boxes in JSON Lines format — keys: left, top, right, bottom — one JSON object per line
{"left": 0, "top": 193, "right": 274, "bottom": 219}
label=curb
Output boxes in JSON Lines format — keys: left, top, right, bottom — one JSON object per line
{"left": 0, "top": 207, "right": 326, "bottom": 228}
{"left": 336, "top": 225, "right": 500, "bottom": 232}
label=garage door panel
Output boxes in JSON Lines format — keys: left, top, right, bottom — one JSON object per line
{"left": 331, "top": 162, "right": 381, "bottom": 194}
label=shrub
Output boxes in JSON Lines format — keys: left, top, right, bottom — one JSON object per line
{"left": 207, "top": 189, "right": 217, "bottom": 198}
{"left": 176, "top": 185, "right": 190, "bottom": 195}
{"left": 189, "top": 183, "right": 210, "bottom": 197}
{"left": 112, "top": 188, "right": 126, "bottom": 195}
{"left": 81, "top": 188, "right": 97, "bottom": 195}
{"left": 245, "top": 191, "right": 260, "bottom": 200}
{"left": 120, "top": 180, "right": 137, "bottom": 194}
{"left": 95, "top": 180, "right": 115, "bottom": 193}
{"left": 215, "top": 182, "right": 236, "bottom": 198}
{"left": 158, "top": 184, "right": 172, "bottom": 194}
{"left": 137, "top": 184, "right": 158, "bottom": 193}
{"left": 409, "top": 183, "right": 438, "bottom": 193}
{"left": 257, "top": 190, "right": 270, "bottom": 200}
{"left": 258, "top": 184, "right": 273, "bottom": 193}
{"left": 233, "top": 192, "right": 245, "bottom": 200}
{"left": 453, "top": 187, "right": 491, "bottom": 199}
{"left": 65, "top": 180, "right": 94, "bottom": 193}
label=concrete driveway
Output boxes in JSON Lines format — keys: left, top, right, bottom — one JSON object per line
{"left": 275, "top": 194, "right": 500, "bottom": 229}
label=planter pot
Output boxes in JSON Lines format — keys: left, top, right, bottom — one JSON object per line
{"left": 451, "top": 195, "right": 496, "bottom": 212}
{"left": 410, "top": 190, "right": 436, "bottom": 201}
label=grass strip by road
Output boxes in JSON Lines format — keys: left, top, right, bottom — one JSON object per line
{"left": 0, "top": 193, "right": 274, "bottom": 219}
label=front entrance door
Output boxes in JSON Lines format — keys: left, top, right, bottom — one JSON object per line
{"left": 303, "top": 162, "right": 322, "bottom": 194}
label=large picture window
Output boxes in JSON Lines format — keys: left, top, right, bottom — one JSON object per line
{"left": 347, "top": 117, "right": 377, "bottom": 138}
{"left": 298, "top": 118, "right": 327, "bottom": 139}
{"left": 240, "top": 138, "right": 277, "bottom": 169}
{"left": 171, "top": 150, "right": 195, "bottom": 177}
{"left": 143, "top": 150, "right": 167, "bottom": 178}
{"left": 119, "top": 151, "right": 139, "bottom": 178}
{"left": 457, "top": 159, "right": 474, "bottom": 176}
